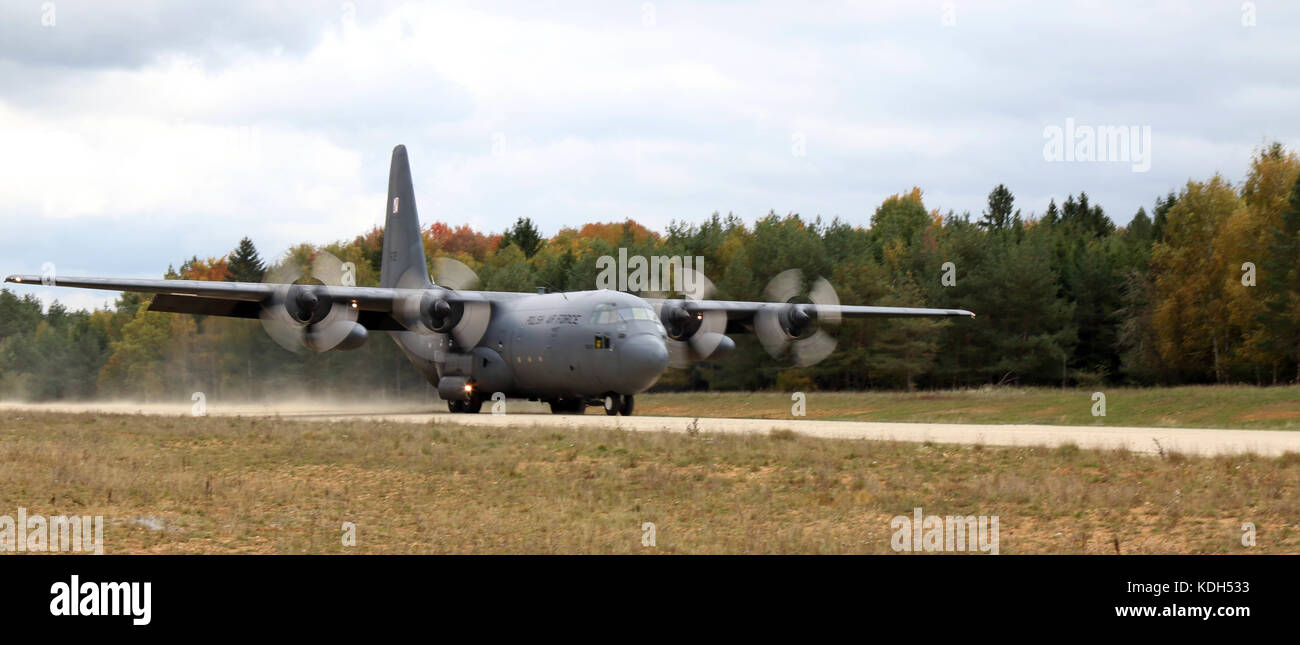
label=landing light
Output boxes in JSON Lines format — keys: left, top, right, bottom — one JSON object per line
{"left": 350, "top": 300, "right": 359, "bottom": 309}
{"left": 463, "top": 383, "right": 473, "bottom": 393}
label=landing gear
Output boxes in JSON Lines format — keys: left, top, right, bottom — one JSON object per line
{"left": 599, "top": 393, "right": 634, "bottom": 416}
{"left": 448, "top": 396, "right": 483, "bottom": 414}
{"left": 548, "top": 398, "right": 584, "bottom": 414}
{"left": 545, "top": 395, "right": 633, "bottom": 415}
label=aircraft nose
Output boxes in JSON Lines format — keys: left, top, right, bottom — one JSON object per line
{"left": 617, "top": 333, "right": 669, "bottom": 392}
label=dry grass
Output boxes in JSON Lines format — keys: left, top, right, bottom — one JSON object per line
{"left": 1, "top": 411, "right": 1298, "bottom": 554}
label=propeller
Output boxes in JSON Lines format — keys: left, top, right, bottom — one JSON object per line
{"left": 259, "top": 250, "right": 367, "bottom": 353}
{"left": 432, "top": 257, "right": 481, "bottom": 291}
{"left": 654, "top": 266, "right": 731, "bottom": 368}
{"left": 389, "top": 257, "right": 491, "bottom": 359}
{"left": 754, "top": 268, "right": 841, "bottom": 367}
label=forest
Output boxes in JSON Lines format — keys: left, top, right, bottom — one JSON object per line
{"left": 2, "top": 143, "right": 1298, "bottom": 402}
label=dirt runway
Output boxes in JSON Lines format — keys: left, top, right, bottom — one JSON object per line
{"left": 5, "top": 399, "right": 1299, "bottom": 457}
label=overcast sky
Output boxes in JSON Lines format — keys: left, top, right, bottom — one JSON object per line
{"left": 3, "top": 0, "right": 1298, "bottom": 310}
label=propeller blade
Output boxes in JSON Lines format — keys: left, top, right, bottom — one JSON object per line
{"left": 792, "top": 328, "right": 837, "bottom": 367}
{"left": 390, "top": 265, "right": 433, "bottom": 331}
{"left": 640, "top": 264, "right": 714, "bottom": 300}
{"left": 754, "top": 304, "right": 791, "bottom": 359}
{"left": 433, "top": 257, "right": 480, "bottom": 290}
{"left": 688, "top": 330, "right": 726, "bottom": 361}
{"left": 762, "top": 268, "right": 803, "bottom": 304}
{"left": 305, "top": 251, "right": 360, "bottom": 351}
{"left": 259, "top": 262, "right": 304, "bottom": 352}
{"left": 666, "top": 339, "right": 693, "bottom": 369}
{"left": 390, "top": 259, "right": 487, "bottom": 357}
{"left": 659, "top": 267, "right": 726, "bottom": 366}
{"left": 263, "top": 259, "right": 302, "bottom": 286}
{"left": 258, "top": 250, "right": 362, "bottom": 353}
{"left": 680, "top": 265, "right": 715, "bottom": 301}
{"left": 451, "top": 300, "right": 490, "bottom": 348}
{"left": 311, "top": 251, "right": 356, "bottom": 287}
{"left": 755, "top": 269, "right": 843, "bottom": 366}
{"left": 686, "top": 310, "right": 727, "bottom": 359}
{"left": 809, "top": 276, "right": 841, "bottom": 326}
{"left": 258, "top": 290, "right": 305, "bottom": 354}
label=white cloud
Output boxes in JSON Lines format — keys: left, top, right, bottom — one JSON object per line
{"left": 1, "top": 0, "right": 1299, "bottom": 300}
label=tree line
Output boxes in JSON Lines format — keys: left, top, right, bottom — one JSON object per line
{"left": 2, "top": 143, "right": 1298, "bottom": 401}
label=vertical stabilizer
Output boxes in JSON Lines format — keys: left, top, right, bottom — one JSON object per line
{"left": 380, "top": 145, "right": 430, "bottom": 289}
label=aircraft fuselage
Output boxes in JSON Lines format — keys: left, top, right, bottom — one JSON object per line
{"left": 392, "top": 289, "right": 670, "bottom": 407}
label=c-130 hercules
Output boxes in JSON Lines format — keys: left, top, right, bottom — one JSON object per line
{"left": 6, "top": 146, "right": 973, "bottom": 416}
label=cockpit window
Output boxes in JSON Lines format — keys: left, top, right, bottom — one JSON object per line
{"left": 593, "top": 303, "right": 619, "bottom": 324}
{"left": 594, "top": 304, "right": 662, "bottom": 328}
{"left": 618, "top": 306, "right": 657, "bottom": 322}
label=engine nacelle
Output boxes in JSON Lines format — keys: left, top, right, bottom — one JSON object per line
{"left": 705, "top": 333, "right": 735, "bottom": 360}
{"left": 333, "top": 321, "right": 369, "bottom": 351}
{"left": 303, "top": 320, "right": 368, "bottom": 352}
{"left": 437, "top": 375, "right": 471, "bottom": 401}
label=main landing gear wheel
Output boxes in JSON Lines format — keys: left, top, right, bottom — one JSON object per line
{"left": 603, "top": 394, "right": 621, "bottom": 416}
{"left": 448, "top": 397, "right": 483, "bottom": 414}
{"left": 618, "top": 394, "right": 634, "bottom": 417}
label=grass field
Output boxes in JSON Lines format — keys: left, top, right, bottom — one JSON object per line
{"left": 2, "top": 410, "right": 1297, "bottom": 554}
{"left": 637, "top": 385, "right": 1300, "bottom": 430}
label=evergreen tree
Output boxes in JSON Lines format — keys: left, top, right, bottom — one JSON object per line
{"left": 500, "top": 217, "right": 544, "bottom": 258}
{"left": 1042, "top": 198, "right": 1060, "bottom": 226}
{"left": 1126, "top": 207, "right": 1153, "bottom": 243}
{"left": 979, "top": 184, "right": 1019, "bottom": 231}
{"left": 227, "top": 237, "right": 266, "bottom": 283}
{"left": 1058, "top": 192, "right": 1114, "bottom": 237}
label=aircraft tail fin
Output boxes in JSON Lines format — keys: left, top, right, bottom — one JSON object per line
{"left": 380, "top": 145, "right": 431, "bottom": 289}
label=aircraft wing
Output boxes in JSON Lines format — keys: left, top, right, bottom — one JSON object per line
{"left": 0, "top": 273, "right": 500, "bottom": 331}
{"left": 647, "top": 297, "right": 974, "bottom": 320}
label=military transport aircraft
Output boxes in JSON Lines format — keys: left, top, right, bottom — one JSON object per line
{"left": 5, "top": 145, "right": 973, "bottom": 416}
